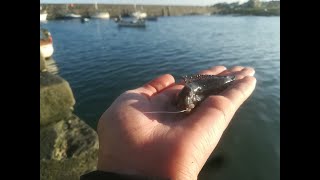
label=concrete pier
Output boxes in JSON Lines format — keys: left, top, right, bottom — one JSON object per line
{"left": 40, "top": 53, "right": 98, "bottom": 180}
{"left": 41, "top": 4, "right": 218, "bottom": 19}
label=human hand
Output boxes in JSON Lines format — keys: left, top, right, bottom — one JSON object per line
{"left": 97, "top": 66, "right": 256, "bottom": 180}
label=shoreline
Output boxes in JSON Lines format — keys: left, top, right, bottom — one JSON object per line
{"left": 40, "top": 3, "right": 279, "bottom": 20}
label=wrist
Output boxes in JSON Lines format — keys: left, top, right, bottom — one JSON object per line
{"left": 97, "top": 158, "right": 198, "bottom": 180}
{"left": 81, "top": 171, "right": 170, "bottom": 180}
{"left": 97, "top": 146, "right": 201, "bottom": 180}
{"left": 97, "top": 161, "right": 199, "bottom": 180}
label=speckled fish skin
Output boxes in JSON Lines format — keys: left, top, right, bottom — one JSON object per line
{"left": 176, "top": 74, "right": 236, "bottom": 112}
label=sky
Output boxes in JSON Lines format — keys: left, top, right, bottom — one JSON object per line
{"left": 40, "top": 0, "right": 276, "bottom": 6}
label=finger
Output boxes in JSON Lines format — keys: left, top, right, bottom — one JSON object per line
{"left": 220, "top": 76, "right": 257, "bottom": 109}
{"left": 199, "top": 66, "right": 227, "bottom": 75}
{"left": 229, "top": 66, "right": 244, "bottom": 72}
{"left": 218, "top": 67, "right": 255, "bottom": 80}
{"left": 242, "top": 67, "right": 255, "bottom": 76}
{"left": 236, "top": 67, "right": 255, "bottom": 78}
{"left": 218, "top": 66, "right": 244, "bottom": 76}
{"left": 136, "top": 74, "right": 175, "bottom": 97}
{"left": 160, "top": 84, "right": 184, "bottom": 98}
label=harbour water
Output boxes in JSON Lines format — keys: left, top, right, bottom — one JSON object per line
{"left": 41, "top": 15, "right": 280, "bottom": 180}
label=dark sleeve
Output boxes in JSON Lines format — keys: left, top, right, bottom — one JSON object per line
{"left": 80, "top": 171, "right": 170, "bottom": 180}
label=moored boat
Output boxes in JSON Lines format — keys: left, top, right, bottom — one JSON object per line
{"left": 117, "top": 18, "right": 146, "bottom": 28}
{"left": 64, "top": 13, "right": 82, "bottom": 19}
{"left": 40, "top": 28, "right": 54, "bottom": 59}
{"left": 91, "top": 2, "right": 110, "bottom": 19}
{"left": 40, "top": 13, "right": 47, "bottom": 21}
{"left": 40, "top": 6, "right": 47, "bottom": 21}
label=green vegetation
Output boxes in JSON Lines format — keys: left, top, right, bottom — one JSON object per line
{"left": 212, "top": 0, "right": 280, "bottom": 16}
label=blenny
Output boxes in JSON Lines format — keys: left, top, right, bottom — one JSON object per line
{"left": 176, "top": 74, "right": 236, "bottom": 112}
{"left": 143, "top": 74, "right": 236, "bottom": 114}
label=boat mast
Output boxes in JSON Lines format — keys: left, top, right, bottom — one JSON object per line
{"left": 95, "top": 1, "right": 98, "bottom": 10}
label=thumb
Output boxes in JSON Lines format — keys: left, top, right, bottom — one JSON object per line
{"left": 135, "top": 74, "right": 175, "bottom": 97}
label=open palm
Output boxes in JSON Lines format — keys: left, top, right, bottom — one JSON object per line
{"left": 97, "top": 66, "right": 256, "bottom": 180}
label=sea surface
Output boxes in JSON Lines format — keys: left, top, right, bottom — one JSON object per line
{"left": 41, "top": 15, "right": 280, "bottom": 180}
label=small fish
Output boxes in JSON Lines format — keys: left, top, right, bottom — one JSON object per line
{"left": 143, "top": 74, "right": 235, "bottom": 114}
{"left": 176, "top": 74, "right": 236, "bottom": 112}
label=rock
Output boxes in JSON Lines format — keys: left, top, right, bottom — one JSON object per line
{"left": 40, "top": 52, "right": 47, "bottom": 72}
{"left": 40, "top": 72, "right": 75, "bottom": 126}
{"left": 40, "top": 156, "right": 98, "bottom": 180}
{"left": 40, "top": 115, "right": 98, "bottom": 180}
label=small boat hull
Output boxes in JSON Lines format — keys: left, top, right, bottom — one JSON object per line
{"left": 40, "top": 13, "right": 47, "bottom": 21}
{"left": 145, "top": 16, "right": 158, "bottom": 21}
{"left": 64, "top": 13, "right": 82, "bottom": 19}
{"left": 91, "top": 12, "right": 110, "bottom": 19}
{"left": 81, "top": 18, "right": 90, "bottom": 23}
{"left": 40, "top": 44, "right": 54, "bottom": 59}
{"left": 40, "top": 28, "right": 54, "bottom": 59}
{"left": 117, "top": 19, "right": 146, "bottom": 28}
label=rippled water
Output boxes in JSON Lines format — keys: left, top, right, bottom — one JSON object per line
{"left": 42, "top": 16, "right": 279, "bottom": 180}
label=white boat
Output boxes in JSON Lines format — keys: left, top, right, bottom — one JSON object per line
{"left": 131, "top": 4, "right": 147, "bottom": 19}
{"left": 40, "top": 28, "right": 54, "bottom": 59}
{"left": 91, "top": 12, "right": 110, "bottom": 19}
{"left": 40, "top": 13, "right": 47, "bottom": 21}
{"left": 63, "top": 4, "right": 81, "bottom": 19}
{"left": 91, "top": 2, "right": 110, "bottom": 19}
{"left": 40, "top": 43, "right": 54, "bottom": 59}
{"left": 40, "top": 6, "right": 47, "bottom": 21}
{"left": 64, "top": 13, "right": 82, "bottom": 19}
{"left": 132, "top": 11, "right": 147, "bottom": 19}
